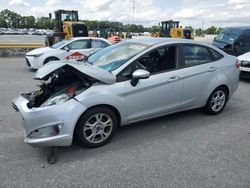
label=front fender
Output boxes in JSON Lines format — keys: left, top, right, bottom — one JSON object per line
{"left": 75, "top": 84, "right": 127, "bottom": 125}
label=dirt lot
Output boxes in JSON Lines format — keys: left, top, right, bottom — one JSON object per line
{"left": 0, "top": 57, "right": 249, "bottom": 188}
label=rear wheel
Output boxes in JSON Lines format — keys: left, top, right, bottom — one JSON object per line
{"left": 75, "top": 107, "right": 118, "bottom": 148}
{"left": 204, "top": 87, "right": 228, "bottom": 115}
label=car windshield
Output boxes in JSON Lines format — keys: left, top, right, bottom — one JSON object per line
{"left": 51, "top": 39, "right": 71, "bottom": 49}
{"left": 216, "top": 30, "right": 241, "bottom": 44}
{"left": 88, "top": 42, "right": 148, "bottom": 72}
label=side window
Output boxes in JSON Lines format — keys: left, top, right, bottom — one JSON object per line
{"left": 183, "top": 45, "right": 212, "bottom": 67}
{"left": 69, "top": 40, "right": 88, "bottom": 50}
{"left": 209, "top": 48, "right": 224, "bottom": 61}
{"left": 137, "top": 46, "right": 177, "bottom": 74}
{"left": 91, "top": 40, "right": 109, "bottom": 48}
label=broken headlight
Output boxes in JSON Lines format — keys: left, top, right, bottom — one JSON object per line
{"left": 41, "top": 93, "right": 73, "bottom": 107}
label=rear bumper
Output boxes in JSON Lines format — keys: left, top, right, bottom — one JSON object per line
{"left": 12, "top": 95, "right": 87, "bottom": 147}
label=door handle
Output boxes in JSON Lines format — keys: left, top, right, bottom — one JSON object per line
{"left": 167, "top": 76, "right": 179, "bottom": 83}
{"left": 208, "top": 67, "right": 217, "bottom": 72}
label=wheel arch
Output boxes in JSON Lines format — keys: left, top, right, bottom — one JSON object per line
{"left": 44, "top": 56, "right": 60, "bottom": 65}
{"left": 73, "top": 104, "right": 122, "bottom": 137}
{"left": 206, "top": 84, "right": 230, "bottom": 105}
{"left": 217, "top": 84, "right": 229, "bottom": 97}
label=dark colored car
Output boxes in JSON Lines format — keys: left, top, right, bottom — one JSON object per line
{"left": 212, "top": 26, "right": 250, "bottom": 56}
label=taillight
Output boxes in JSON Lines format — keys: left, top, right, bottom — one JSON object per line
{"left": 236, "top": 59, "right": 241, "bottom": 69}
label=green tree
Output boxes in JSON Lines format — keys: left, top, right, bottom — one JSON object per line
{"left": 150, "top": 25, "right": 161, "bottom": 33}
{"left": 20, "top": 16, "right": 35, "bottom": 28}
{"left": 0, "top": 9, "right": 22, "bottom": 28}
{"left": 205, "top": 26, "right": 217, "bottom": 34}
{"left": 0, "top": 18, "right": 7, "bottom": 27}
{"left": 195, "top": 28, "right": 203, "bottom": 36}
{"left": 35, "top": 17, "right": 54, "bottom": 29}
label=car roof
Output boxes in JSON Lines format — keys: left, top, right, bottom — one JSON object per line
{"left": 69, "top": 37, "right": 109, "bottom": 41}
{"left": 67, "top": 37, "right": 111, "bottom": 44}
{"left": 124, "top": 37, "right": 209, "bottom": 46}
{"left": 225, "top": 26, "right": 250, "bottom": 30}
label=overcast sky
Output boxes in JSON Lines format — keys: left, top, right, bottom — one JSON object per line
{"left": 1, "top": 0, "right": 250, "bottom": 28}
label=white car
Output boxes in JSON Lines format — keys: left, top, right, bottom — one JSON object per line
{"left": 25, "top": 37, "right": 111, "bottom": 69}
{"left": 238, "top": 51, "right": 250, "bottom": 79}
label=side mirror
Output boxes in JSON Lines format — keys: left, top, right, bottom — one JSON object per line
{"left": 131, "top": 69, "right": 150, "bottom": 86}
{"left": 132, "top": 69, "right": 150, "bottom": 79}
{"left": 64, "top": 46, "right": 69, "bottom": 52}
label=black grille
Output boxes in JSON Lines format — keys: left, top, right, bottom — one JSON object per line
{"left": 12, "top": 103, "right": 19, "bottom": 112}
{"left": 25, "top": 58, "right": 31, "bottom": 67}
{"left": 241, "top": 61, "right": 250, "bottom": 68}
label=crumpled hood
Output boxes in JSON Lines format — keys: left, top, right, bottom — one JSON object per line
{"left": 238, "top": 51, "right": 250, "bottom": 61}
{"left": 34, "top": 61, "right": 116, "bottom": 85}
{"left": 26, "top": 47, "right": 56, "bottom": 55}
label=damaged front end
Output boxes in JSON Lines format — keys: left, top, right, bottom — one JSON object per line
{"left": 12, "top": 62, "right": 116, "bottom": 147}
{"left": 24, "top": 64, "right": 95, "bottom": 109}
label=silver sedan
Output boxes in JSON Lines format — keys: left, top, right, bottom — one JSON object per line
{"left": 12, "top": 38, "right": 240, "bottom": 148}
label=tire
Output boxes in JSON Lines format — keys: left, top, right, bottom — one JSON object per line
{"left": 75, "top": 107, "right": 118, "bottom": 148}
{"left": 44, "top": 57, "right": 60, "bottom": 65}
{"left": 204, "top": 87, "right": 228, "bottom": 115}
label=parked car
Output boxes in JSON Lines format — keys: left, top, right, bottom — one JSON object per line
{"left": 212, "top": 26, "right": 250, "bottom": 56}
{"left": 12, "top": 38, "right": 240, "bottom": 148}
{"left": 238, "top": 51, "right": 250, "bottom": 79}
{"left": 25, "top": 37, "right": 111, "bottom": 69}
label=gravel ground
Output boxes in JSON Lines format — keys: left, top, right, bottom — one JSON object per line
{"left": 0, "top": 57, "right": 249, "bottom": 188}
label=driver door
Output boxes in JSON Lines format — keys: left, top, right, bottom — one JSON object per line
{"left": 119, "top": 45, "right": 183, "bottom": 123}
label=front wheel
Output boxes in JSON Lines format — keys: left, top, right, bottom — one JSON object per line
{"left": 204, "top": 87, "right": 228, "bottom": 115}
{"left": 75, "top": 107, "right": 118, "bottom": 148}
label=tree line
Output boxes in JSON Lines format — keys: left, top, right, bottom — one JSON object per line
{"left": 0, "top": 9, "right": 223, "bottom": 35}
{"left": 0, "top": 9, "right": 161, "bottom": 33}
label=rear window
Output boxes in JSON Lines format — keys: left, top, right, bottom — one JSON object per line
{"left": 183, "top": 45, "right": 212, "bottom": 67}
{"left": 209, "top": 48, "right": 224, "bottom": 61}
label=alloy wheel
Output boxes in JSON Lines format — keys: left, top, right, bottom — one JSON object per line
{"left": 83, "top": 113, "right": 113, "bottom": 144}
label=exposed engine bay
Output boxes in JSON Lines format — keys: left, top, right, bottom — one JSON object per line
{"left": 23, "top": 65, "right": 97, "bottom": 108}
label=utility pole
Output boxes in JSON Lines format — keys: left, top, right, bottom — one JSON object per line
{"left": 202, "top": 19, "right": 204, "bottom": 36}
{"left": 132, "top": 0, "right": 135, "bottom": 24}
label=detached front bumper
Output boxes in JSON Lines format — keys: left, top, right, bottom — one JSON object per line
{"left": 12, "top": 95, "right": 87, "bottom": 147}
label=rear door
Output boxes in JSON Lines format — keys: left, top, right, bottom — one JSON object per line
{"left": 180, "top": 44, "right": 220, "bottom": 108}
{"left": 63, "top": 39, "right": 90, "bottom": 61}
